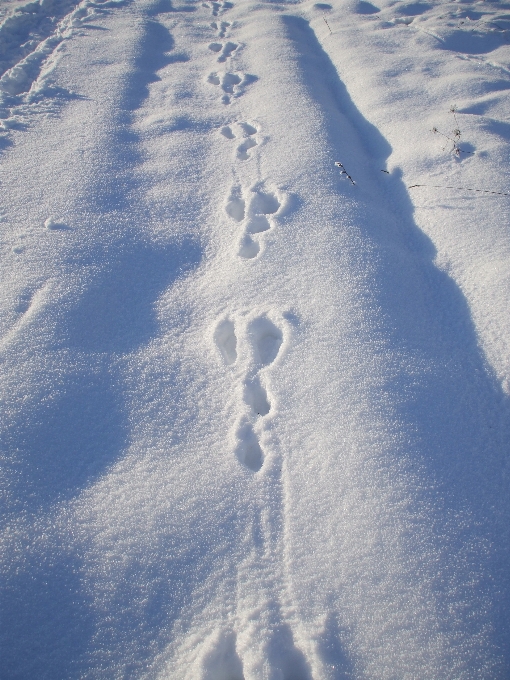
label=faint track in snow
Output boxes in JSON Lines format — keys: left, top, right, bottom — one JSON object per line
{"left": 0, "top": 0, "right": 126, "bottom": 132}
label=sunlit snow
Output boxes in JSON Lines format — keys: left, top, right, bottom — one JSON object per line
{"left": 1, "top": 0, "right": 509, "bottom": 677}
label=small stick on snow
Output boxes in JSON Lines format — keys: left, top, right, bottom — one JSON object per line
{"left": 335, "top": 161, "right": 355, "bottom": 185}
{"left": 323, "top": 16, "right": 333, "bottom": 34}
{"left": 408, "top": 184, "right": 510, "bottom": 196}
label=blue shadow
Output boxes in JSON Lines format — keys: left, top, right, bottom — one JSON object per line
{"left": 65, "top": 237, "right": 201, "bottom": 353}
{"left": 1, "top": 366, "right": 127, "bottom": 515}
{"left": 282, "top": 14, "right": 510, "bottom": 673}
{"left": 0, "top": 552, "right": 94, "bottom": 680}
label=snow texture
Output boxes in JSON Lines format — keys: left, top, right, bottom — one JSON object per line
{"left": 0, "top": 0, "right": 510, "bottom": 677}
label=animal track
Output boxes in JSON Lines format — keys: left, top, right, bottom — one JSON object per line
{"left": 244, "top": 376, "right": 271, "bottom": 416}
{"left": 238, "top": 123, "right": 257, "bottom": 136}
{"left": 203, "top": 1, "right": 233, "bottom": 16}
{"left": 249, "top": 315, "right": 283, "bottom": 367}
{"left": 207, "top": 72, "right": 256, "bottom": 104}
{"left": 224, "top": 184, "right": 282, "bottom": 259}
{"left": 225, "top": 186, "right": 245, "bottom": 221}
{"left": 242, "top": 186, "right": 282, "bottom": 259}
{"left": 220, "top": 125, "right": 236, "bottom": 139}
{"left": 215, "top": 318, "right": 237, "bottom": 365}
{"left": 209, "top": 41, "right": 238, "bottom": 62}
{"left": 238, "top": 234, "right": 260, "bottom": 259}
{"left": 246, "top": 214, "right": 270, "bottom": 234}
{"left": 236, "top": 420, "right": 264, "bottom": 472}
{"left": 220, "top": 121, "right": 259, "bottom": 159}
{"left": 237, "top": 137, "right": 257, "bottom": 161}
{"left": 211, "top": 21, "right": 231, "bottom": 38}
{"left": 216, "top": 314, "right": 284, "bottom": 472}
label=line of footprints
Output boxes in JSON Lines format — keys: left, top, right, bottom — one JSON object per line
{"left": 215, "top": 314, "right": 283, "bottom": 472}
{"left": 205, "top": 1, "right": 285, "bottom": 473}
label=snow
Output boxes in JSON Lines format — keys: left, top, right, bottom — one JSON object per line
{"left": 0, "top": 0, "right": 509, "bottom": 677}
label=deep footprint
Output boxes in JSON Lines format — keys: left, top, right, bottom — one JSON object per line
{"left": 238, "top": 234, "right": 260, "bottom": 259}
{"left": 207, "top": 72, "right": 256, "bottom": 103}
{"left": 211, "top": 21, "right": 231, "bottom": 37}
{"left": 220, "top": 125, "right": 236, "bottom": 139}
{"left": 244, "top": 377, "right": 271, "bottom": 416}
{"left": 239, "top": 122, "right": 257, "bottom": 136}
{"left": 225, "top": 187, "right": 245, "bottom": 221}
{"left": 249, "top": 316, "right": 283, "bottom": 366}
{"left": 215, "top": 318, "right": 237, "bottom": 365}
{"left": 236, "top": 421, "right": 264, "bottom": 472}
{"left": 237, "top": 137, "right": 257, "bottom": 160}
{"left": 218, "top": 41, "right": 238, "bottom": 62}
{"left": 250, "top": 188, "right": 280, "bottom": 215}
{"left": 238, "top": 187, "right": 280, "bottom": 257}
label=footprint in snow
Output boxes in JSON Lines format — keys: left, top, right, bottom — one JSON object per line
{"left": 207, "top": 71, "right": 257, "bottom": 104}
{"left": 208, "top": 41, "right": 238, "bottom": 62}
{"left": 214, "top": 318, "right": 237, "bottom": 365}
{"left": 244, "top": 375, "right": 271, "bottom": 417}
{"left": 220, "top": 121, "right": 259, "bottom": 160}
{"left": 225, "top": 185, "right": 245, "bottom": 222}
{"left": 203, "top": 1, "right": 233, "bottom": 16}
{"left": 224, "top": 183, "right": 282, "bottom": 258}
{"left": 240, "top": 185, "right": 282, "bottom": 259}
{"left": 214, "top": 314, "right": 284, "bottom": 472}
{"left": 248, "top": 314, "right": 283, "bottom": 368}
{"left": 235, "top": 419, "right": 264, "bottom": 472}
{"left": 211, "top": 21, "right": 231, "bottom": 38}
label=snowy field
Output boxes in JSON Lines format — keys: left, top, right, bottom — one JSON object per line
{"left": 1, "top": 0, "right": 510, "bottom": 676}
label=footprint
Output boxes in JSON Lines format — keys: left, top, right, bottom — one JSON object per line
{"left": 222, "top": 315, "right": 284, "bottom": 473}
{"left": 218, "top": 41, "right": 238, "bottom": 62}
{"left": 211, "top": 21, "right": 231, "bottom": 38}
{"left": 220, "top": 121, "right": 259, "bottom": 159}
{"left": 238, "top": 234, "right": 260, "bottom": 259}
{"left": 221, "top": 73, "right": 241, "bottom": 94}
{"left": 225, "top": 186, "right": 245, "bottom": 222}
{"left": 238, "top": 122, "right": 257, "bottom": 136}
{"left": 249, "top": 316, "right": 283, "bottom": 367}
{"left": 207, "top": 72, "right": 221, "bottom": 86}
{"left": 237, "top": 137, "right": 257, "bottom": 161}
{"left": 203, "top": 1, "right": 233, "bottom": 16}
{"left": 215, "top": 318, "right": 237, "bottom": 365}
{"left": 209, "top": 41, "right": 238, "bottom": 62}
{"left": 236, "top": 420, "right": 264, "bottom": 472}
{"left": 237, "top": 186, "right": 281, "bottom": 258}
{"left": 44, "top": 217, "right": 69, "bottom": 231}
{"left": 246, "top": 215, "right": 270, "bottom": 234}
{"left": 249, "top": 188, "right": 280, "bottom": 215}
{"left": 207, "top": 72, "right": 256, "bottom": 104}
{"left": 220, "top": 125, "right": 236, "bottom": 139}
{"left": 244, "top": 377, "right": 271, "bottom": 416}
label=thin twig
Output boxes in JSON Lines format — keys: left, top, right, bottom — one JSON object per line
{"left": 432, "top": 127, "right": 473, "bottom": 155}
{"left": 409, "top": 184, "right": 510, "bottom": 196}
{"left": 323, "top": 16, "right": 333, "bottom": 34}
{"left": 335, "top": 161, "right": 355, "bottom": 185}
{"left": 449, "top": 104, "right": 460, "bottom": 130}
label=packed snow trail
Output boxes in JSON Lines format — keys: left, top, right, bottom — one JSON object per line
{"left": 0, "top": 0, "right": 509, "bottom": 678}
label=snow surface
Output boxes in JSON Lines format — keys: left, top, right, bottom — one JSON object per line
{"left": 0, "top": 0, "right": 510, "bottom": 676}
